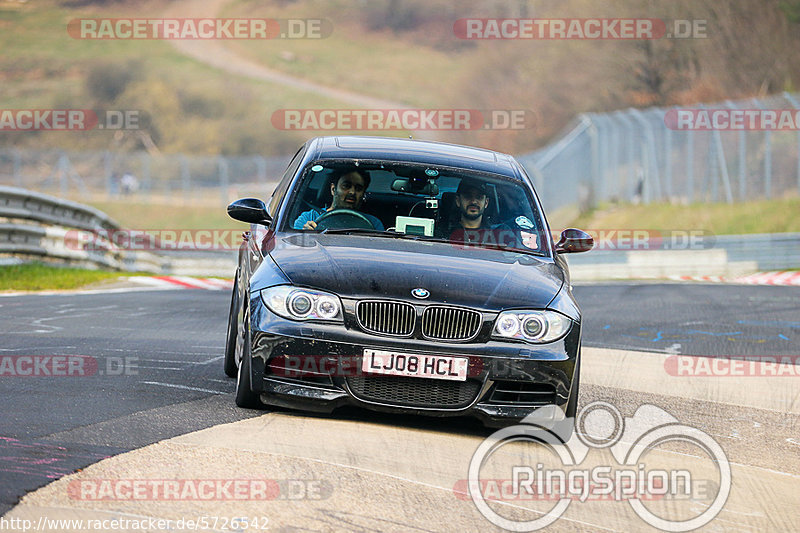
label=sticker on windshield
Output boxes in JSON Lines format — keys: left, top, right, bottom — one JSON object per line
{"left": 515, "top": 215, "right": 534, "bottom": 229}
{"left": 520, "top": 231, "right": 538, "bottom": 249}
{"left": 311, "top": 164, "right": 324, "bottom": 172}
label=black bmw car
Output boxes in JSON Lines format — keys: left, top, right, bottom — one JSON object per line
{"left": 224, "top": 136, "right": 593, "bottom": 432}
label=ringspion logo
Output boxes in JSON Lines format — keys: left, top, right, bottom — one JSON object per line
{"left": 467, "top": 401, "right": 730, "bottom": 531}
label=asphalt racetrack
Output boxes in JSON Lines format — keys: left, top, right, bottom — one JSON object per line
{"left": 1, "top": 282, "right": 798, "bottom": 531}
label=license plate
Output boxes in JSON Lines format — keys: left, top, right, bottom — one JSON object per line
{"left": 362, "top": 349, "right": 468, "bottom": 381}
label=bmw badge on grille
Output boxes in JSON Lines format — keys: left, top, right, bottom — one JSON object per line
{"left": 411, "top": 288, "right": 430, "bottom": 299}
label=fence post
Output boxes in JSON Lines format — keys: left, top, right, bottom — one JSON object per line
{"left": 664, "top": 108, "right": 673, "bottom": 200}
{"left": 713, "top": 128, "right": 734, "bottom": 203}
{"left": 609, "top": 114, "right": 622, "bottom": 200}
{"left": 686, "top": 128, "right": 694, "bottom": 203}
{"left": 613, "top": 111, "right": 636, "bottom": 201}
{"left": 628, "top": 109, "right": 661, "bottom": 203}
{"left": 726, "top": 100, "right": 747, "bottom": 201}
{"left": 785, "top": 92, "right": 800, "bottom": 194}
{"left": 583, "top": 114, "right": 600, "bottom": 210}
{"left": 752, "top": 99, "right": 772, "bottom": 198}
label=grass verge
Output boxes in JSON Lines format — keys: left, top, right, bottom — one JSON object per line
{"left": 0, "top": 262, "right": 132, "bottom": 291}
{"left": 564, "top": 197, "right": 800, "bottom": 235}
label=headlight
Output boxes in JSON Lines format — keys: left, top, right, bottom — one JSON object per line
{"left": 492, "top": 310, "right": 571, "bottom": 343}
{"left": 261, "top": 285, "right": 343, "bottom": 322}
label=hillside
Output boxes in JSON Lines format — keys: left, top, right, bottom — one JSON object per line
{"left": 1, "top": 0, "right": 798, "bottom": 155}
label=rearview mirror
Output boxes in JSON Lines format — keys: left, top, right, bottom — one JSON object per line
{"left": 555, "top": 228, "right": 593, "bottom": 254}
{"left": 227, "top": 198, "right": 272, "bottom": 225}
{"left": 391, "top": 178, "right": 439, "bottom": 196}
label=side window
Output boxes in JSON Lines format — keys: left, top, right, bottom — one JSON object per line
{"left": 268, "top": 145, "right": 306, "bottom": 216}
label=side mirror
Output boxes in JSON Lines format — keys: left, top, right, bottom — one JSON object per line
{"left": 227, "top": 198, "right": 272, "bottom": 225}
{"left": 555, "top": 228, "right": 593, "bottom": 254}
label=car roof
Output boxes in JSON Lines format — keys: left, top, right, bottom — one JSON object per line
{"left": 306, "top": 136, "right": 524, "bottom": 180}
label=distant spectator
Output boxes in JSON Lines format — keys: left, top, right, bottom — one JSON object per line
{"left": 121, "top": 172, "right": 139, "bottom": 195}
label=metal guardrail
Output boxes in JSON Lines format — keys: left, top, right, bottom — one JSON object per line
{"left": 565, "top": 232, "right": 800, "bottom": 279}
{"left": 0, "top": 185, "right": 168, "bottom": 272}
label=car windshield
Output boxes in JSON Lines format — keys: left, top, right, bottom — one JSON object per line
{"left": 281, "top": 160, "right": 549, "bottom": 255}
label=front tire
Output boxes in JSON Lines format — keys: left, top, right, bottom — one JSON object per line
{"left": 234, "top": 299, "right": 263, "bottom": 409}
{"left": 223, "top": 273, "right": 239, "bottom": 378}
{"left": 553, "top": 355, "right": 580, "bottom": 442}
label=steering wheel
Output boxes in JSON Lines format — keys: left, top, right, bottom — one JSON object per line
{"left": 314, "top": 209, "right": 376, "bottom": 231}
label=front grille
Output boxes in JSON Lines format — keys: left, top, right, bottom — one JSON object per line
{"left": 488, "top": 381, "right": 556, "bottom": 406}
{"left": 347, "top": 376, "right": 481, "bottom": 409}
{"left": 357, "top": 301, "right": 415, "bottom": 336}
{"left": 422, "top": 306, "right": 482, "bottom": 340}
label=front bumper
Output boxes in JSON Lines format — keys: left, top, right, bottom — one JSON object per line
{"left": 247, "top": 295, "right": 581, "bottom": 428}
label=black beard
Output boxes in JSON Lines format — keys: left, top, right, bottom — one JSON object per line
{"left": 462, "top": 211, "right": 482, "bottom": 221}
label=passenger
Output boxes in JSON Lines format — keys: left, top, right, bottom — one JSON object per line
{"left": 437, "top": 177, "right": 493, "bottom": 238}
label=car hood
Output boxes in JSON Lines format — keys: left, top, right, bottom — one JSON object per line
{"left": 264, "top": 233, "right": 564, "bottom": 310}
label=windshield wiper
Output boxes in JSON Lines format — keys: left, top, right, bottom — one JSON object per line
{"left": 319, "top": 228, "right": 405, "bottom": 237}
{"left": 318, "top": 228, "right": 444, "bottom": 242}
{"left": 316, "top": 229, "right": 544, "bottom": 254}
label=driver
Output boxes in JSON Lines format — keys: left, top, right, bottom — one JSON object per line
{"left": 293, "top": 168, "right": 384, "bottom": 231}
